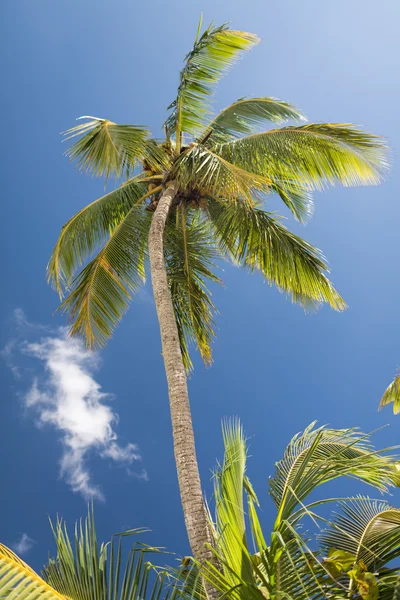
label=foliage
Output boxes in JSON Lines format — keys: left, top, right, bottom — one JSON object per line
{"left": 48, "top": 19, "right": 388, "bottom": 370}
{"left": 196, "top": 420, "right": 400, "bottom": 600}
{"left": 380, "top": 373, "right": 400, "bottom": 415}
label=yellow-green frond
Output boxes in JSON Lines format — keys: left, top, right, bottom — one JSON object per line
{"left": 64, "top": 117, "right": 151, "bottom": 179}
{"left": 164, "top": 209, "right": 221, "bottom": 371}
{"left": 216, "top": 123, "right": 388, "bottom": 191}
{"left": 165, "top": 23, "right": 259, "bottom": 141}
{"left": 47, "top": 175, "right": 149, "bottom": 297}
{"left": 0, "top": 543, "right": 65, "bottom": 600}
{"left": 207, "top": 198, "right": 346, "bottom": 311}
{"left": 380, "top": 373, "right": 400, "bottom": 415}
{"left": 172, "top": 144, "right": 271, "bottom": 204}
{"left": 59, "top": 206, "right": 151, "bottom": 348}
{"left": 199, "top": 97, "right": 306, "bottom": 145}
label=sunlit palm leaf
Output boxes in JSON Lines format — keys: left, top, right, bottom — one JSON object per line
{"left": 64, "top": 117, "right": 152, "bottom": 179}
{"left": 43, "top": 507, "right": 193, "bottom": 600}
{"left": 59, "top": 206, "right": 151, "bottom": 348}
{"left": 164, "top": 210, "right": 221, "bottom": 371}
{"left": 271, "top": 180, "right": 315, "bottom": 224}
{"left": 320, "top": 497, "right": 400, "bottom": 570}
{"left": 165, "top": 23, "right": 259, "bottom": 142}
{"left": 0, "top": 544, "right": 64, "bottom": 600}
{"left": 380, "top": 373, "right": 400, "bottom": 415}
{"left": 269, "top": 422, "right": 398, "bottom": 527}
{"left": 172, "top": 145, "right": 271, "bottom": 203}
{"left": 47, "top": 176, "right": 150, "bottom": 296}
{"left": 207, "top": 198, "right": 345, "bottom": 311}
{"left": 199, "top": 97, "right": 306, "bottom": 145}
{"left": 216, "top": 123, "right": 388, "bottom": 190}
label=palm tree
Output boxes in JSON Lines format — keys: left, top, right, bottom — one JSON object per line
{"left": 2, "top": 422, "right": 399, "bottom": 600}
{"left": 0, "top": 508, "right": 199, "bottom": 600}
{"left": 48, "top": 19, "right": 387, "bottom": 563}
{"left": 380, "top": 370, "right": 400, "bottom": 414}
{"left": 197, "top": 420, "right": 400, "bottom": 600}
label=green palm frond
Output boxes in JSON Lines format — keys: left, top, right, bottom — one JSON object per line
{"left": 380, "top": 373, "right": 400, "bottom": 415}
{"left": 47, "top": 175, "right": 150, "bottom": 297}
{"left": 165, "top": 22, "right": 259, "bottom": 145}
{"left": 164, "top": 209, "right": 221, "bottom": 371}
{"left": 216, "top": 123, "right": 388, "bottom": 190}
{"left": 43, "top": 507, "right": 196, "bottom": 600}
{"left": 199, "top": 97, "right": 306, "bottom": 145}
{"left": 0, "top": 544, "right": 64, "bottom": 600}
{"left": 64, "top": 117, "right": 152, "bottom": 179}
{"left": 320, "top": 497, "right": 400, "bottom": 571}
{"left": 172, "top": 145, "right": 271, "bottom": 203}
{"left": 207, "top": 198, "right": 345, "bottom": 311}
{"left": 59, "top": 206, "right": 151, "bottom": 348}
{"left": 271, "top": 180, "right": 315, "bottom": 224}
{"left": 269, "top": 422, "right": 397, "bottom": 528}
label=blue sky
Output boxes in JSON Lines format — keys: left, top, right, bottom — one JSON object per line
{"left": 1, "top": 0, "right": 400, "bottom": 572}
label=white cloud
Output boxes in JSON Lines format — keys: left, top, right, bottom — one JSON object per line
{"left": 3, "top": 309, "right": 146, "bottom": 500}
{"left": 12, "top": 533, "right": 35, "bottom": 555}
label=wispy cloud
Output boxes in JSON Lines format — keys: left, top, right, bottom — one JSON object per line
{"left": 12, "top": 533, "right": 35, "bottom": 555}
{"left": 3, "top": 309, "right": 147, "bottom": 500}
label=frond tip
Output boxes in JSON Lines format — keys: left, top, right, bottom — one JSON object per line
{"left": 379, "top": 373, "right": 400, "bottom": 414}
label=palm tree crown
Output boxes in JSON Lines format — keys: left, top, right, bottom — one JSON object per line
{"left": 47, "top": 20, "right": 387, "bottom": 371}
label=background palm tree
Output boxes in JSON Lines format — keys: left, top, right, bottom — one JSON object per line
{"left": 2, "top": 421, "right": 399, "bottom": 600}
{"left": 197, "top": 420, "right": 400, "bottom": 600}
{"left": 48, "top": 19, "right": 387, "bottom": 564}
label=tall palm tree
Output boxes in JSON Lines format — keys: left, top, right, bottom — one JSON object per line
{"left": 48, "top": 19, "right": 387, "bottom": 563}
{"left": 197, "top": 420, "right": 400, "bottom": 600}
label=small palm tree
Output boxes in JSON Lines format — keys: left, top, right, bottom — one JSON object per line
{"left": 48, "top": 19, "right": 387, "bottom": 562}
{"left": 198, "top": 420, "right": 400, "bottom": 600}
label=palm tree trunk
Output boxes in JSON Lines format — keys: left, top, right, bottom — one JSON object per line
{"left": 148, "top": 182, "right": 214, "bottom": 566}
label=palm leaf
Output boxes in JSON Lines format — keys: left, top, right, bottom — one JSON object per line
{"left": 43, "top": 507, "right": 190, "bottom": 600}
{"left": 59, "top": 206, "right": 151, "bottom": 348}
{"left": 199, "top": 97, "right": 306, "bottom": 145}
{"left": 216, "top": 123, "right": 388, "bottom": 190}
{"left": 164, "top": 209, "right": 221, "bottom": 371}
{"left": 207, "top": 198, "right": 346, "bottom": 311}
{"left": 64, "top": 117, "right": 153, "bottom": 179}
{"left": 165, "top": 23, "right": 259, "bottom": 144}
{"left": 269, "top": 422, "right": 397, "bottom": 528}
{"left": 271, "top": 180, "right": 315, "bottom": 224}
{"left": 379, "top": 373, "right": 400, "bottom": 415}
{"left": 172, "top": 145, "right": 271, "bottom": 204}
{"left": 320, "top": 497, "right": 400, "bottom": 571}
{"left": 47, "top": 175, "right": 151, "bottom": 297}
{"left": 0, "top": 543, "right": 64, "bottom": 600}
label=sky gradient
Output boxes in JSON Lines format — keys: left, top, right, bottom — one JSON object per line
{"left": 1, "top": 0, "right": 400, "bottom": 572}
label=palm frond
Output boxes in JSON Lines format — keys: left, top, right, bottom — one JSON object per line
{"left": 271, "top": 181, "right": 315, "bottom": 224}
{"left": 199, "top": 97, "right": 306, "bottom": 145}
{"left": 164, "top": 209, "right": 221, "bottom": 371}
{"left": 47, "top": 175, "right": 150, "bottom": 297}
{"left": 43, "top": 506, "right": 192, "bottom": 600}
{"left": 171, "top": 145, "right": 271, "bottom": 203}
{"left": 216, "top": 123, "right": 388, "bottom": 190}
{"left": 320, "top": 497, "right": 400, "bottom": 571}
{"left": 269, "top": 423, "right": 397, "bottom": 527}
{"left": 207, "top": 198, "right": 346, "bottom": 311}
{"left": 0, "top": 543, "right": 64, "bottom": 600}
{"left": 380, "top": 373, "right": 400, "bottom": 415}
{"left": 59, "top": 206, "right": 151, "bottom": 348}
{"left": 64, "top": 117, "right": 154, "bottom": 179}
{"left": 165, "top": 23, "right": 259, "bottom": 143}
